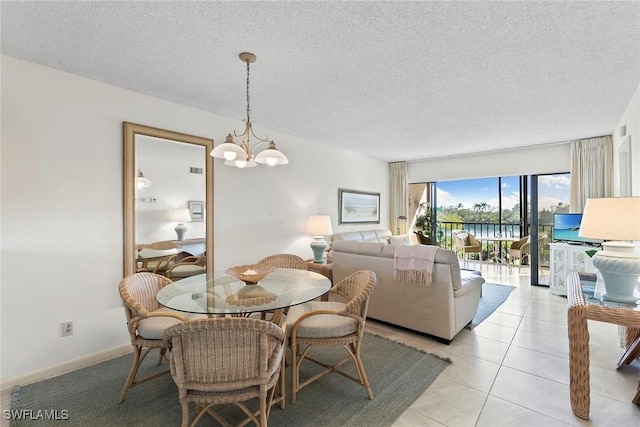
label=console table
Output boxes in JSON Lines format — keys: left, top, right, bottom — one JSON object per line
{"left": 550, "top": 242, "right": 599, "bottom": 296}
{"left": 567, "top": 272, "right": 640, "bottom": 419}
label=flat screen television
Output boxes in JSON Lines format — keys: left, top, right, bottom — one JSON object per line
{"left": 553, "top": 213, "right": 602, "bottom": 245}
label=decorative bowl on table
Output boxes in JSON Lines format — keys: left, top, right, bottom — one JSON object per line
{"left": 225, "top": 264, "right": 276, "bottom": 285}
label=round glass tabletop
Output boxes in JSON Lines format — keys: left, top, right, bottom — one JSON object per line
{"left": 156, "top": 268, "right": 331, "bottom": 315}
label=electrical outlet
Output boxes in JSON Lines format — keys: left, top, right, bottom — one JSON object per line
{"left": 61, "top": 321, "right": 73, "bottom": 337}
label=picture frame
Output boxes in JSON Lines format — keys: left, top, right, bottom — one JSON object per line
{"left": 339, "top": 189, "right": 380, "bottom": 224}
{"left": 188, "top": 200, "right": 205, "bottom": 222}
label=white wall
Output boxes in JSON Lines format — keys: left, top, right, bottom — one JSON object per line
{"left": 408, "top": 143, "right": 572, "bottom": 183}
{"left": 0, "top": 56, "right": 388, "bottom": 381}
{"left": 613, "top": 83, "right": 640, "bottom": 196}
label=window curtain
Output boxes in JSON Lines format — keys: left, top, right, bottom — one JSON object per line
{"left": 570, "top": 135, "right": 613, "bottom": 212}
{"left": 389, "top": 161, "right": 408, "bottom": 235}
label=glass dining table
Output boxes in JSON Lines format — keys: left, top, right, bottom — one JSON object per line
{"left": 156, "top": 268, "right": 332, "bottom": 323}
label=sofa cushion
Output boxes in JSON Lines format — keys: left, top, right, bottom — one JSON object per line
{"left": 333, "top": 240, "right": 386, "bottom": 256}
{"left": 332, "top": 230, "right": 391, "bottom": 244}
{"left": 389, "top": 234, "right": 414, "bottom": 245}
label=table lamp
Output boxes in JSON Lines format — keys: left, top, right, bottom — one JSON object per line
{"left": 306, "top": 215, "right": 333, "bottom": 263}
{"left": 172, "top": 208, "right": 192, "bottom": 241}
{"left": 579, "top": 197, "right": 640, "bottom": 303}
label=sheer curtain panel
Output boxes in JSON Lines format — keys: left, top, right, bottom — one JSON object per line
{"left": 390, "top": 162, "right": 408, "bottom": 235}
{"left": 570, "top": 136, "right": 613, "bottom": 211}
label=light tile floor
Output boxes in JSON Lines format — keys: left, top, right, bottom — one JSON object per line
{"left": 366, "top": 263, "right": 640, "bottom": 427}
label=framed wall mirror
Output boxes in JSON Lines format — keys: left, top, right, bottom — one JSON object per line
{"left": 123, "top": 122, "right": 214, "bottom": 277}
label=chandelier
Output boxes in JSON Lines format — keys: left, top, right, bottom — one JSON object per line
{"left": 210, "top": 52, "right": 289, "bottom": 168}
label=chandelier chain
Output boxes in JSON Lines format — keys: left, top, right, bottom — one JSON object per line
{"left": 245, "top": 60, "right": 251, "bottom": 123}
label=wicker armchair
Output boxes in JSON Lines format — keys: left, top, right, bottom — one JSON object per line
{"left": 163, "top": 318, "right": 285, "bottom": 427}
{"left": 166, "top": 255, "right": 206, "bottom": 280}
{"left": 257, "top": 253, "right": 307, "bottom": 270}
{"left": 287, "top": 270, "right": 377, "bottom": 404}
{"left": 509, "top": 233, "right": 547, "bottom": 272}
{"left": 257, "top": 253, "right": 308, "bottom": 319}
{"left": 452, "top": 230, "right": 482, "bottom": 266}
{"left": 117, "top": 272, "right": 189, "bottom": 403}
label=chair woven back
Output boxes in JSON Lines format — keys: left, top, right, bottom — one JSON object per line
{"left": 333, "top": 270, "right": 377, "bottom": 319}
{"left": 164, "top": 317, "right": 284, "bottom": 387}
{"left": 258, "top": 253, "right": 306, "bottom": 270}
{"left": 119, "top": 272, "right": 173, "bottom": 321}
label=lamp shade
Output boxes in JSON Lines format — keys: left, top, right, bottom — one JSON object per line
{"left": 172, "top": 208, "right": 191, "bottom": 223}
{"left": 579, "top": 197, "right": 640, "bottom": 304}
{"left": 306, "top": 215, "right": 333, "bottom": 236}
{"left": 579, "top": 197, "right": 640, "bottom": 241}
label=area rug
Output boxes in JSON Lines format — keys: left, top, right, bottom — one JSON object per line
{"left": 11, "top": 333, "right": 450, "bottom": 426}
{"left": 466, "top": 282, "right": 516, "bottom": 329}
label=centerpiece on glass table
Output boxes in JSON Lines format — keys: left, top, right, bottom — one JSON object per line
{"left": 225, "top": 264, "right": 276, "bottom": 285}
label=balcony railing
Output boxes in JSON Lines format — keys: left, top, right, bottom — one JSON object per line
{"left": 425, "top": 221, "right": 553, "bottom": 267}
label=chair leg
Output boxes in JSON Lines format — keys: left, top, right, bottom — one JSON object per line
{"left": 351, "top": 342, "right": 373, "bottom": 400}
{"left": 181, "top": 401, "right": 190, "bottom": 427}
{"left": 290, "top": 340, "right": 299, "bottom": 404}
{"left": 118, "top": 345, "right": 143, "bottom": 403}
{"left": 118, "top": 345, "right": 168, "bottom": 403}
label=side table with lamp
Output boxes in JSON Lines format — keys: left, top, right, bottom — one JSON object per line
{"left": 578, "top": 197, "right": 640, "bottom": 304}
{"left": 306, "top": 215, "right": 333, "bottom": 264}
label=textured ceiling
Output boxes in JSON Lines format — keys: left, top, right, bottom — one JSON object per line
{"left": 2, "top": 1, "right": 639, "bottom": 162}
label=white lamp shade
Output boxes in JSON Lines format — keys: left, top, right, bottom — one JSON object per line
{"left": 224, "top": 158, "right": 258, "bottom": 168}
{"left": 135, "top": 170, "right": 152, "bottom": 189}
{"left": 306, "top": 215, "right": 333, "bottom": 236}
{"left": 172, "top": 208, "right": 191, "bottom": 223}
{"left": 579, "top": 197, "right": 640, "bottom": 241}
{"left": 254, "top": 143, "right": 289, "bottom": 166}
{"left": 210, "top": 139, "right": 246, "bottom": 161}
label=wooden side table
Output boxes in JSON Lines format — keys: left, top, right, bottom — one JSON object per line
{"left": 567, "top": 272, "right": 640, "bottom": 419}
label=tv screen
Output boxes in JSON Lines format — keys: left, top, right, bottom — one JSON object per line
{"left": 553, "top": 213, "right": 602, "bottom": 245}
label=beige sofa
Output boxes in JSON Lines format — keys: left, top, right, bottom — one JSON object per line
{"left": 331, "top": 230, "right": 484, "bottom": 343}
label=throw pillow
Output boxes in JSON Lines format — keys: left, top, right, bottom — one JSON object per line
{"left": 389, "top": 234, "right": 414, "bottom": 245}
{"left": 457, "top": 232, "right": 470, "bottom": 245}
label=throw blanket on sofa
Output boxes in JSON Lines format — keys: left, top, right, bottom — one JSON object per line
{"left": 393, "top": 245, "right": 438, "bottom": 287}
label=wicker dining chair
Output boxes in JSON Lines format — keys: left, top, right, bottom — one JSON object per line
{"left": 117, "top": 272, "right": 190, "bottom": 403}
{"left": 286, "top": 270, "right": 377, "bottom": 404}
{"left": 257, "top": 253, "right": 307, "bottom": 270}
{"left": 256, "top": 253, "right": 308, "bottom": 320}
{"left": 163, "top": 317, "right": 285, "bottom": 427}
{"left": 165, "top": 255, "right": 206, "bottom": 280}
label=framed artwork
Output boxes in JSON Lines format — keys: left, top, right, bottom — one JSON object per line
{"left": 188, "top": 200, "right": 205, "bottom": 222}
{"left": 339, "top": 189, "right": 380, "bottom": 224}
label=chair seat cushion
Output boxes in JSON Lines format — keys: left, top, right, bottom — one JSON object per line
{"left": 286, "top": 301, "right": 358, "bottom": 338}
{"left": 137, "top": 308, "right": 205, "bottom": 340}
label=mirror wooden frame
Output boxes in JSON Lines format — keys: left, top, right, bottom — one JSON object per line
{"left": 123, "top": 122, "right": 214, "bottom": 277}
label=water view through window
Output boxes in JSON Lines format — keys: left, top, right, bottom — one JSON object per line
{"left": 410, "top": 172, "right": 571, "bottom": 268}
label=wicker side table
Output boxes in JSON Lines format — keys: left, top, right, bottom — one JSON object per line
{"left": 567, "top": 272, "right": 640, "bottom": 419}
{"left": 305, "top": 261, "right": 332, "bottom": 302}
{"left": 305, "top": 260, "right": 333, "bottom": 283}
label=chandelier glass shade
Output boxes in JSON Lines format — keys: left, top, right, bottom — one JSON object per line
{"left": 136, "top": 169, "right": 152, "bottom": 189}
{"left": 210, "top": 52, "right": 289, "bottom": 168}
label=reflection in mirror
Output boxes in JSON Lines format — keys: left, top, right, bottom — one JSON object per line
{"left": 123, "top": 122, "right": 214, "bottom": 277}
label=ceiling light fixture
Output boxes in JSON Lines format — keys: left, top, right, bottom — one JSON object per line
{"left": 210, "top": 52, "right": 289, "bottom": 168}
{"left": 136, "top": 169, "right": 152, "bottom": 189}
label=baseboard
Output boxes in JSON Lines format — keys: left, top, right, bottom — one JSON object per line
{"left": 1, "top": 344, "right": 132, "bottom": 394}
